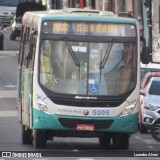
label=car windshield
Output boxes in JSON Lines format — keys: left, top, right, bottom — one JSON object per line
{"left": 148, "top": 80, "right": 160, "bottom": 95}
{"left": 39, "top": 40, "right": 137, "bottom": 96}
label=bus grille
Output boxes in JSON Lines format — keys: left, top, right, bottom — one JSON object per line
{"left": 49, "top": 97, "right": 123, "bottom": 107}
{"left": 59, "top": 118, "right": 113, "bottom": 129}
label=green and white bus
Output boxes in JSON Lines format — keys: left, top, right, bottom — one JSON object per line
{"left": 17, "top": 8, "right": 148, "bottom": 149}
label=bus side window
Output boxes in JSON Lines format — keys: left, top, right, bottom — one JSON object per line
{"left": 21, "top": 26, "right": 31, "bottom": 68}
{"left": 26, "top": 27, "right": 33, "bottom": 68}
{"left": 27, "top": 34, "right": 37, "bottom": 69}
{"left": 40, "top": 40, "right": 53, "bottom": 84}
{"left": 21, "top": 27, "right": 28, "bottom": 67}
{"left": 18, "top": 26, "right": 26, "bottom": 66}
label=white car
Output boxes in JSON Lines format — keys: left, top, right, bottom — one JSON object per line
{"left": 140, "top": 77, "right": 160, "bottom": 133}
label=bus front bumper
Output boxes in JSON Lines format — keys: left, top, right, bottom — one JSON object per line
{"left": 32, "top": 109, "right": 138, "bottom": 133}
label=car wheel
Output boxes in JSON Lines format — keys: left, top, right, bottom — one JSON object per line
{"left": 10, "top": 33, "right": 16, "bottom": 40}
{"left": 151, "top": 118, "right": 160, "bottom": 142}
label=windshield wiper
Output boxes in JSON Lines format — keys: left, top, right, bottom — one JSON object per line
{"left": 99, "top": 39, "right": 113, "bottom": 83}
{"left": 99, "top": 39, "right": 113, "bottom": 69}
{"left": 64, "top": 38, "right": 80, "bottom": 67}
{"left": 64, "top": 38, "right": 81, "bottom": 80}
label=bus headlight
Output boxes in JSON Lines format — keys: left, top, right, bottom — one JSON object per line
{"left": 36, "top": 96, "right": 53, "bottom": 114}
{"left": 119, "top": 100, "right": 137, "bottom": 117}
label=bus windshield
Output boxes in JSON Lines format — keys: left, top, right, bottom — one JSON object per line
{"left": 39, "top": 40, "right": 137, "bottom": 96}
{"left": 0, "top": 0, "right": 19, "bottom": 6}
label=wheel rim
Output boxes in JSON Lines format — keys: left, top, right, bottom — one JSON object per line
{"left": 151, "top": 120, "right": 160, "bottom": 142}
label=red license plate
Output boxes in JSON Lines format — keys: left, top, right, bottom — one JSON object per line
{"left": 76, "top": 124, "right": 95, "bottom": 131}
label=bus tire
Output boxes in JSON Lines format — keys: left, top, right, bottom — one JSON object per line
{"left": 139, "top": 124, "right": 148, "bottom": 134}
{"left": 112, "top": 133, "right": 129, "bottom": 150}
{"left": 33, "top": 130, "right": 47, "bottom": 148}
{"left": 99, "top": 135, "right": 111, "bottom": 148}
{"left": 22, "top": 125, "right": 32, "bottom": 144}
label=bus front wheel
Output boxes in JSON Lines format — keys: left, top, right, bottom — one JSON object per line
{"left": 139, "top": 124, "right": 148, "bottom": 133}
{"left": 112, "top": 133, "right": 129, "bottom": 149}
{"left": 22, "top": 125, "right": 32, "bottom": 144}
{"left": 33, "top": 130, "right": 47, "bottom": 148}
{"left": 99, "top": 135, "right": 111, "bottom": 148}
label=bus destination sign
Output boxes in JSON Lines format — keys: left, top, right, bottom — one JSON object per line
{"left": 42, "top": 21, "right": 136, "bottom": 37}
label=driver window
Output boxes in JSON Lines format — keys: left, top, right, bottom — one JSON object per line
{"left": 40, "top": 40, "right": 52, "bottom": 84}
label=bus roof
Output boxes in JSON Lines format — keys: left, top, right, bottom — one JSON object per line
{"left": 22, "top": 8, "right": 137, "bottom": 26}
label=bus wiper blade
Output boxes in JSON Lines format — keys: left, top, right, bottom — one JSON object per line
{"left": 99, "top": 39, "right": 113, "bottom": 69}
{"left": 64, "top": 38, "right": 80, "bottom": 67}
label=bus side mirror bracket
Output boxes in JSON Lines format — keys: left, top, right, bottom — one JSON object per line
{"left": 27, "top": 30, "right": 37, "bottom": 60}
{"left": 140, "top": 36, "right": 150, "bottom": 64}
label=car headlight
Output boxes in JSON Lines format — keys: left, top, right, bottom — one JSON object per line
{"left": 119, "top": 100, "right": 137, "bottom": 117}
{"left": 144, "top": 103, "right": 158, "bottom": 111}
{"left": 36, "top": 96, "right": 53, "bottom": 114}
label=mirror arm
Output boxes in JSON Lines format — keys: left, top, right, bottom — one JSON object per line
{"left": 140, "top": 36, "right": 146, "bottom": 46}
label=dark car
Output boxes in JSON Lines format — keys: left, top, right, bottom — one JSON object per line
{"left": 0, "top": 24, "right": 4, "bottom": 50}
{"left": 10, "top": 2, "right": 45, "bottom": 41}
{"left": 10, "top": 16, "right": 22, "bottom": 40}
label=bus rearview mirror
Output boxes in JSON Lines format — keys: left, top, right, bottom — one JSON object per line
{"left": 141, "top": 46, "right": 150, "bottom": 64}
{"left": 140, "top": 36, "right": 150, "bottom": 64}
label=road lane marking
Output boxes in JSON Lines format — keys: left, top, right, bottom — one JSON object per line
{"left": 134, "top": 135, "right": 142, "bottom": 139}
{"left": 0, "top": 110, "right": 17, "bottom": 117}
{"left": 0, "top": 90, "right": 17, "bottom": 98}
{"left": 3, "top": 85, "right": 17, "bottom": 88}
{"left": 143, "top": 139, "right": 160, "bottom": 144}
{"left": 0, "top": 51, "right": 18, "bottom": 55}
{"left": 148, "top": 145, "right": 154, "bottom": 149}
